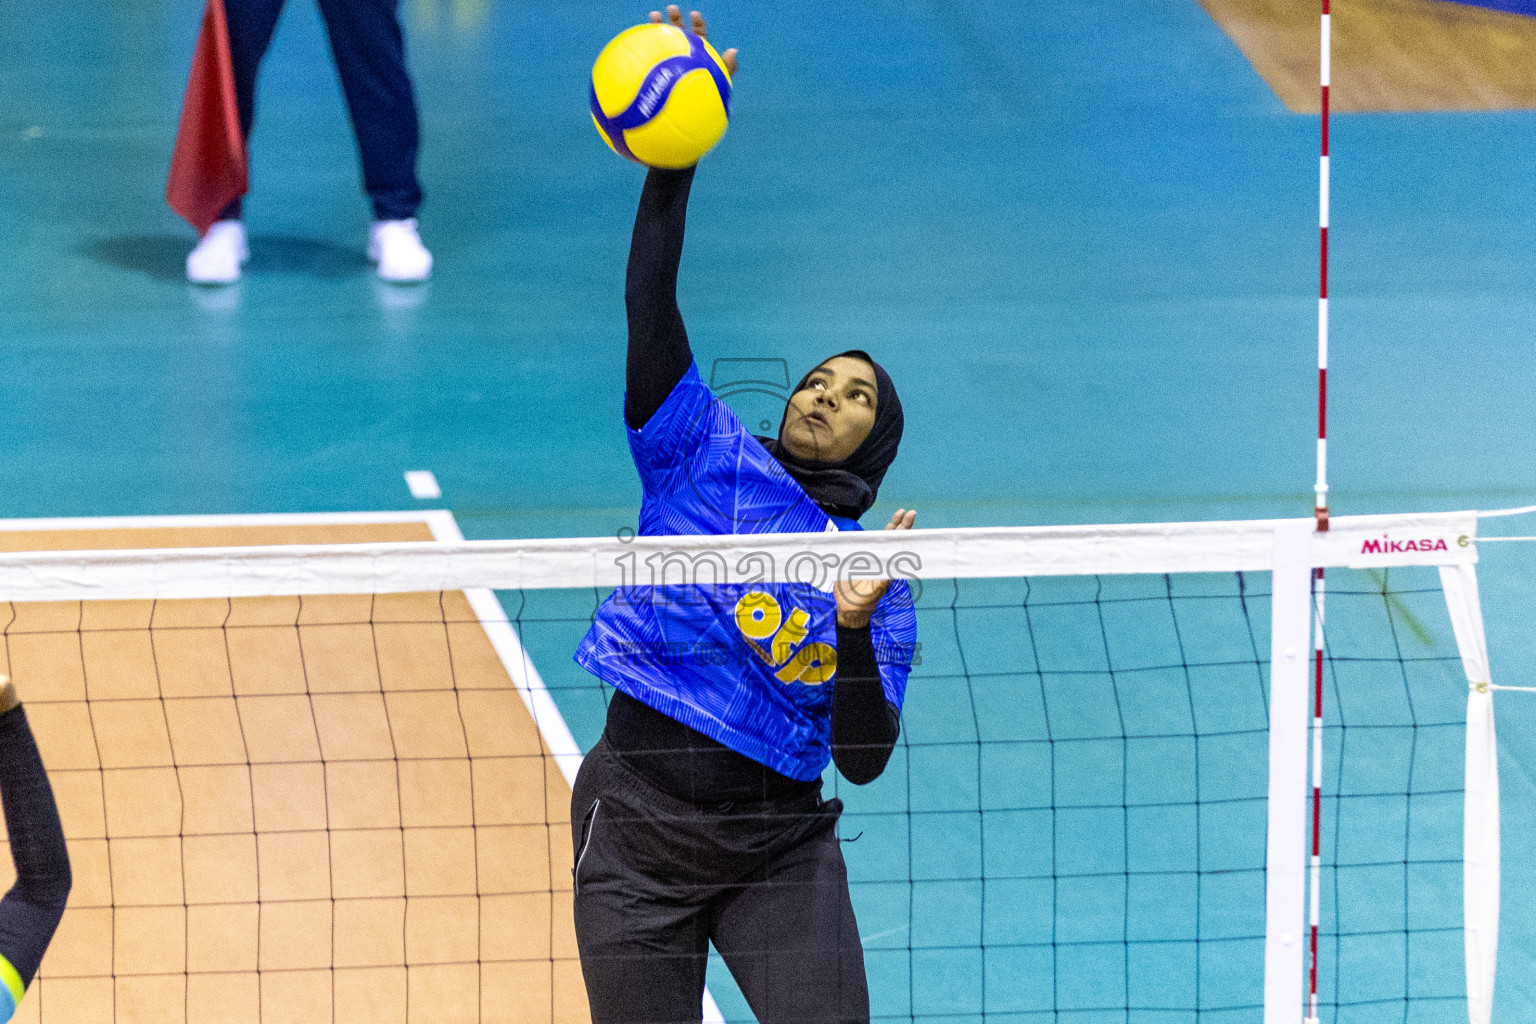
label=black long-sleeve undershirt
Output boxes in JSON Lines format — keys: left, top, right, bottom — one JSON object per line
{"left": 624, "top": 166, "right": 697, "bottom": 431}
{"left": 608, "top": 166, "right": 900, "bottom": 796}
{"left": 831, "top": 625, "right": 899, "bottom": 784}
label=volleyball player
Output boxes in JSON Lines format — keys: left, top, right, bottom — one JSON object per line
{"left": 0, "top": 678, "right": 72, "bottom": 1022}
{"left": 570, "top": 9, "right": 918, "bottom": 1023}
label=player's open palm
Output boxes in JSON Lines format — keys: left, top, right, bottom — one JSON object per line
{"left": 649, "top": 5, "right": 737, "bottom": 74}
{"left": 835, "top": 508, "right": 917, "bottom": 628}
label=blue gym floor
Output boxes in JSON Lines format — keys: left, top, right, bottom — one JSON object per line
{"left": 5, "top": 0, "right": 1536, "bottom": 1019}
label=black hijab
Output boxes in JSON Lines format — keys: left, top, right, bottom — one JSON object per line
{"left": 756, "top": 350, "right": 904, "bottom": 521}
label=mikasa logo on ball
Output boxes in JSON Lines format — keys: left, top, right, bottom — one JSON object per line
{"left": 637, "top": 67, "right": 677, "bottom": 117}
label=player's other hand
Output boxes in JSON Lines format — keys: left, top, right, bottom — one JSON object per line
{"left": 835, "top": 509, "right": 917, "bottom": 629}
{"left": 650, "top": 6, "right": 737, "bottom": 75}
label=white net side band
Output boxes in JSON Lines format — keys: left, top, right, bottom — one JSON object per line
{"left": 0, "top": 511, "right": 1478, "bottom": 601}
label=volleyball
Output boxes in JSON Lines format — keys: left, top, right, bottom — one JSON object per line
{"left": 590, "top": 22, "right": 733, "bottom": 169}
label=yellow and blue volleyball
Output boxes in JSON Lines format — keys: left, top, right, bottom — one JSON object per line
{"left": 590, "top": 23, "right": 732, "bottom": 169}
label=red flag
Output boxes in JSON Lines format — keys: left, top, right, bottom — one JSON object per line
{"left": 166, "top": 0, "right": 247, "bottom": 235}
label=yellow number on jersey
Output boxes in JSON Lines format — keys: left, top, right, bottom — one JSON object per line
{"left": 775, "top": 642, "right": 837, "bottom": 685}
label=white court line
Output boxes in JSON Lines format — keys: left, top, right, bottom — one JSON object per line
{"left": 0, "top": 509, "right": 451, "bottom": 531}
{"left": 405, "top": 470, "right": 442, "bottom": 499}
{"left": 426, "top": 512, "right": 727, "bottom": 1024}
{"left": 424, "top": 512, "right": 584, "bottom": 785}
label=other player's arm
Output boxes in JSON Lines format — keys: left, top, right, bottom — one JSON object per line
{"left": 624, "top": 7, "right": 738, "bottom": 431}
{"left": 831, "top": 508, "right": 917, "bottom": 784}
{"left": 0, "top": 680, "right": 71, "bottom": 1021}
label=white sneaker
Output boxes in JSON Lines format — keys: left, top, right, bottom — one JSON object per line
{"left": 186, "top": 220, "right": 248, "bottom": 284}
{"left": 369, "top": 219, "right": 432, "bottom": 282}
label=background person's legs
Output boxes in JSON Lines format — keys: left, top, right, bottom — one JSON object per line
{"left": 710, "top": 814, "right": 871, "bottom": 1024}
{"left": 314, "top": 0, "right": 431, "bottom": 278}
{"left": 314, "top": 0, "right": 423, "bottom": 222}
{"left": 219, "top": 0, "right": 288, "bottom": 222}
{"left": 187, "top": 0, "right": 284, "bottom": 281}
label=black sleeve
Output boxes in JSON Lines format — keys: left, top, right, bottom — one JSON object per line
{"left": 624, "top": 165, "right": 698, "bottom": 430}
{"left": 0, "top": 706, "right": 71, "bottom": 987}
{"left": 831, "top": 625, "right": 901, "bottom": 785}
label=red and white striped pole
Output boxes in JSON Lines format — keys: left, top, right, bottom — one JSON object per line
{"left": 1307, "top": 2, "right": 1330, "bottom": 1023}
{"left": 1317, "top": 0, "right": 1330, "bottom": 534}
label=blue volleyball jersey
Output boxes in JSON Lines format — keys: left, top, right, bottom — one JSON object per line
{"left": 574, "top": 362, "right": 917, "bottom": 780}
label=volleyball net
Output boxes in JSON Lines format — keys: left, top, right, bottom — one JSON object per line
{"left": 0, "top": 510, "right": 1503, "bottom": 1024}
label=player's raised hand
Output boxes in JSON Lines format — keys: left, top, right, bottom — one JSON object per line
{"left": 650, "top": 5, "right": 737, "bottom": 75}
{"left": 835, "top": 509, "right": 917, "bottom": 628}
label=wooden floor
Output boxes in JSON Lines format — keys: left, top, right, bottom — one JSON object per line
{"left": 0, "top": 522, "right": 588, "bottom": 1024}
{"left": 1200, "top": 0, "right": 1536, "bottom": 110}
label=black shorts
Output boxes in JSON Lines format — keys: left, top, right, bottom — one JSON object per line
{"left": 571, "top": 736, "right": 869, "bottom": 1024}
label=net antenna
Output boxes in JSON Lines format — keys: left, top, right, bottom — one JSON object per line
{"left": 1307, "top": 4, "right": 1331, "bottom": 1022}
{"left": 1317, "top": 0, "right": 1330, "bottom": 538}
